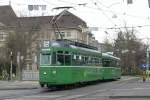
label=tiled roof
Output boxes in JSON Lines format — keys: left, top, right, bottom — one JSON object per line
{"left": 56, "top": 11, "right": 87, "bottom": 28}
{"left": 0, "top": 5, "right": 17, "bottom": 26}
{"left": 0, "top": 5, "right": 87, "bottom": 30}
{"left": 17, "top": 16, "right": 52, "bottom": 30}
{"left": 17, "top": 11, "right": 87, "bottom": 30}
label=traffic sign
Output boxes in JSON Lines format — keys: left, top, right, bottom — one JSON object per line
{"left": 140, "top": 64, "right": 149, "bottom": 69}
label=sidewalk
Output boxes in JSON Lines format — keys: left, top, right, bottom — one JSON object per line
{"left": 0, "top": 81, "right": 40, "bottom": 90}
{"left": 121, "top": 76, "right": 140, "bottom": 81}
{"left": 0, "top": 76, "right": 139, "bottom": 90}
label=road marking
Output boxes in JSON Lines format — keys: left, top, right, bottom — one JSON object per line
{"left": 133, "top": 87, "right": 150, "bottom": 90}
{"left": 53, "top": 95, "right": 84, "bottom": 100}
{"left": 4, "top": 95, "right": 64, "bottom": 100}
{"left": 111, "top": 87, "right": 150, "bottom": 91}
{"left": 54, "top": 89, "right": 107, "bottom": 100}
{"left": 22, "top": 95, "right": 63, "bottom": 98}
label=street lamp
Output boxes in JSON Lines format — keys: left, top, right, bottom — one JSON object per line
{"left": 146, "top": 44, "right": 150, "bottom": 79}
{"left": 10, "top": 51, "right": 13, "bottom": 80}
{"left": 146, "top": 46, "right": 149, "bottom": 71}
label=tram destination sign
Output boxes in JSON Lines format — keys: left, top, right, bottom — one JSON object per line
{"left": 43, "top": 40, "right": 50, "bottom": 48}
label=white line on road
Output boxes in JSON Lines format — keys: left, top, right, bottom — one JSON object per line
{"left": 111, "top": 88, "right": 150, "bottom": 91}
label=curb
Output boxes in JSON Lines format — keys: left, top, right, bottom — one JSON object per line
{"left": 119, "top": 77, "right": 140, "bottom": 83}
{"left": 0, "top": 87, "right": 39, "bottom": 90}
{"left": 0, "top": 87, "right": 38, "bottom": 91}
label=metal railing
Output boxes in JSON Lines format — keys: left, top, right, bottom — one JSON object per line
{"left": 22, "top": 70, "right": 39, "bottom": 81}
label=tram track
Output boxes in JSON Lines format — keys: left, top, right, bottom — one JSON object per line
{"left": 27, "top": 78, "right": 139, "bottom": 100}
{"left": 2, "top": 77, "right": 139, "bottom": 100}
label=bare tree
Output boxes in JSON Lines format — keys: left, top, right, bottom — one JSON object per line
{"left": 5, "top": 17, "right": 42, "bottom": 80}
{"left": 0, "top": 46, "right": 10, "bottom": 80}
{"left": 103, "top": 37, "right": 113, "bottom": 52}
{"left": 114, "top": 27, "right": 145, "bottom": 75}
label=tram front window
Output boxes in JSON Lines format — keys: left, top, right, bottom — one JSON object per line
{"left": 40, "top": 53, "right": 51, "bottom": 65}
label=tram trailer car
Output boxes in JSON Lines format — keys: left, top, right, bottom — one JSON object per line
{"left": 101, "top": 53, "right": 121, "bottom": 80}
{"left": 39, "top": 40, "right": 121, "bottom": 88}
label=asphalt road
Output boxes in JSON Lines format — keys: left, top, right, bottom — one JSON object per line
{"left": 0, "top": 78, "right": 150, "bottom": 100}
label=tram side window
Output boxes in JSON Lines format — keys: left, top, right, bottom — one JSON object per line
{"left": 99, "top": 58, "right": 102, "bottom": 65}
{"left": 56, "top": 51, "right": 71, "bottom": 65}
{"left": 65, "top": 55, "right": 71, "bottom": 65}
{"left": 72, "top": 55, "right": 82, "bottom": 65}
{"left": 76, "top": 55, "right": 80, "bottom": 65}
{"left": 57, "top": 54, "right": 64, "bottom": 65}
{"left": 89, "top": 57, "right": 96, "bottom": 65}
{"left": 71, "top": 54, "right": 76, "bottom": 65}
{"left": 116, "top": 61, "right": 120, "bottom": 67}
{"left": 102, "top": 60, "right": 111, "bottom": 67}
{"left": 88, "top": 56, "right": 91, "bottom": 65}
{"left": 95, "top": 57, "right": 99, "bottom": 65}
{"left": 81, "top": 56, "right": 84, "bottom": 65}
{"left": 72, "top": 54, "right": 80, "bottom": 66}
{"left": 85, "top": 56, "right": 88, "bottom": 65}
{"left": 64, "top": 51, "right": 71, "bottom": 65}
{"left": 111, "top": 60, "right": 115, "bottom": 67}
{"left": 113, "top": 60, "right": 119, "bottom": 67}
{"left": 72, "top": 54, "right": 102, "bottom": 66}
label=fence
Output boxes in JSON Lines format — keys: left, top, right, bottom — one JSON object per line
{"left": 22, "top": 70, "right": 39, "bottom": 81}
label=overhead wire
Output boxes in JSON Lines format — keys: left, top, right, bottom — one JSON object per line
{"left": 56, "top": 0, "right": 149, "bottom": 20}
{"left": 1, "top": 0, "right": 148, "bottom": 20}
{"left": 55, "top": 0, "right": 150, "bottom": 31}
{"left": 95, "top": 0, "right": 118, "bottom": 16}
{"left": 91, "top": 0, "right": 117, "bottom": 27}
{"left": 94, "top": 0, "right": 124, "bottom": 30}
{"left": 57, "top": 0, "right": 78, "bottom": 6}
{"left": 92, "top": 0, "right": 149, "bottom": 20}
{"left": 98, "top": 24, "right": 150, "bottom": 30}
{"left": 5, "top": 0, "right": 150, "bottom": 31}
{"left": 42, "top": 0, "right": 60, "bottom": 6}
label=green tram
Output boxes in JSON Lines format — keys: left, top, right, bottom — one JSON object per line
{"left": 39, "top": 40, "right": 121, "bottom": 88}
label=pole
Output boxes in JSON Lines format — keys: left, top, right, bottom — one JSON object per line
{"left": 146, "top": 38, "right": 150, "bottom": 80}
{"left": 9, "top": 0, "right": 11, "bottom": 5}
{"left": 17, "top": 52, "right": 21, "bottom": 80}
{"left": 10, "top": 51, "right": 13, "bottom": 80}
{"left": 147, "top": 47, "right": 149, "bottom": 79}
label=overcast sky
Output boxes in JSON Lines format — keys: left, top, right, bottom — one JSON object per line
{"left": 1, "top": 0, "right": 150, "bottom": 43}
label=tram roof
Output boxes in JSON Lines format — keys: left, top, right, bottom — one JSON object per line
{"left": 42, "top": 40, "right": 101, "bottom": 54}
{"left": 70, "top": 45, "right": 101, "bottom": 54}
{"left": 102, "top": 53, "right": 120, "bottom": 60}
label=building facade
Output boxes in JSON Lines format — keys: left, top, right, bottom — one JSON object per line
{"left": 0, "top": 5, "right": 99, "bottom": 72}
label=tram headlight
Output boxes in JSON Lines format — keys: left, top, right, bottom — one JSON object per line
{"left": 43, "top": 72, "right": 47, "bottom": 75}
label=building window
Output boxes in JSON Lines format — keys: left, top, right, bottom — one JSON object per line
{"left": 55, "top": 31, "right": 65, "bottom": 38}
{"left": 66, "top": 32, "right": 71, "bottom": 37}
{"left": 61, "top": 32, "right": 65, "bottom": 37}
{"left": 0, "top": 31, "right": 7, "bottom": 41}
